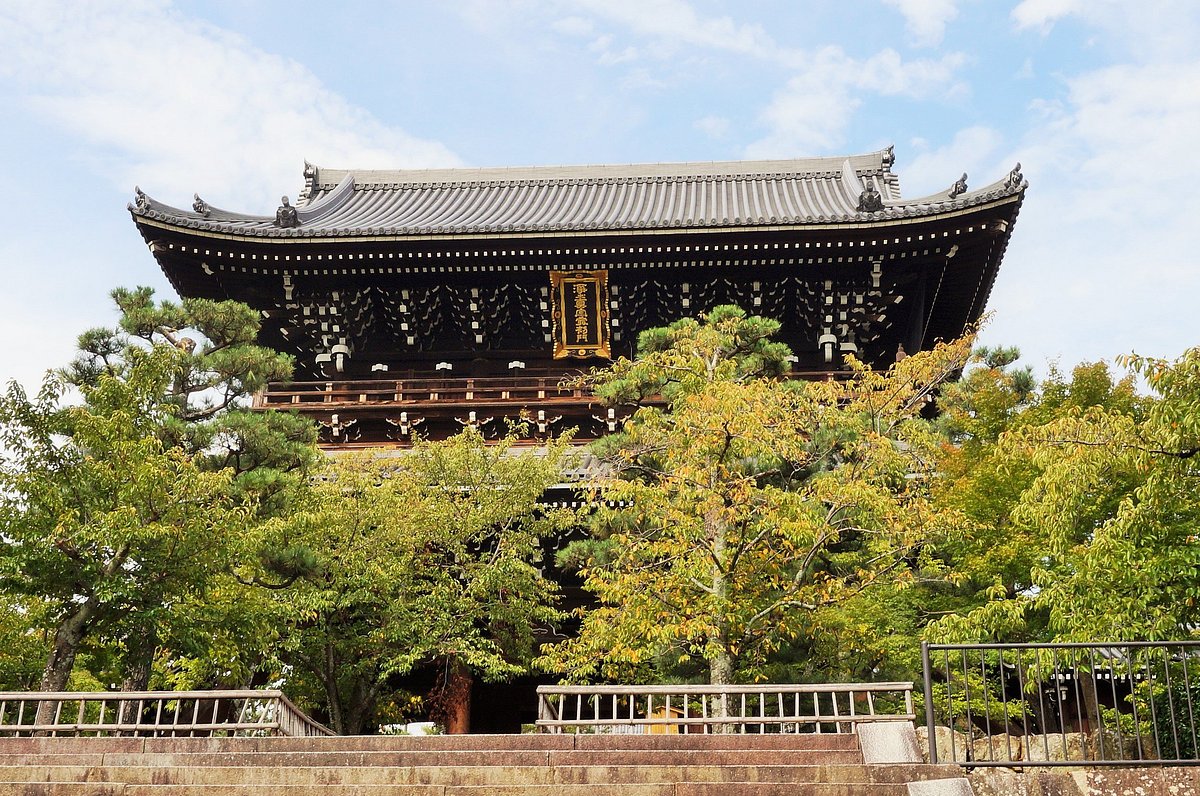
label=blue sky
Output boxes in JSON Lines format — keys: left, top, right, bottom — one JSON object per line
{"left": 2, "top": 1, "right": 1198, "bottom": 390}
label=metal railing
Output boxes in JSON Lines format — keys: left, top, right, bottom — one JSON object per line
{"left": 0, "top": 690, "right": 333, "bottom": 737}
{"left": 536, "top": 683, "right": 915, "bottom": 734}
{"left": 922, "top": 641, "right": 1200, "bottom": 766}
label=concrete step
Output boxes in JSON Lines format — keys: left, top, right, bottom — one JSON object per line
{"left": 0, "top": 763, "right": 965, "bottom": 787}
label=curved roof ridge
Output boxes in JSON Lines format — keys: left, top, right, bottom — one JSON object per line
{"left": 892, "top": 163, "right": 1026, "bottom": 208}
{"left": 310, "top": 149, "right": 894, "bottom": 190}
{"left": 128, "top": 188, "right": 272, "bottom": 224}
{"left": 296, "top": 174, "right": 354, "bottom": 224}
{"left": 128, "top": 153, "right": 1027, "bottom": 239}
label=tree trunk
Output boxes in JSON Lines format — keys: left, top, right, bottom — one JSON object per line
{"left": 121, "top": 626, "right": 157, "bottom": 691}
{"left": 117, "top": 626, "right": 157, "bottom": 731}
{"left": 431, "top": 657, "right": 473, "bottom": 734}
{"left": 340, "top": 677, "right": 378, "bottom": 736}
{"left": 36, "top": 601, "right": 96, "bottom": 726}
{"left": 707, "top": 508, "right": 735, "bottom": 731}
{"left": 322, "top": 641, "right": 346, "bottom": 735}
{"left": 710, "top": 651, "right": 734, "bottom": 686}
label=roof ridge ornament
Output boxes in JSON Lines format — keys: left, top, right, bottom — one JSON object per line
{"left": 1005, "top": 162, "right": 1023, "bottom": 190}
{"left": 299, "top": 161, "right": 318, "bottom": 203}
{"left": 134, "top": 186, "right": 150, "bottom": 213}
{"left": 949, "top": 173, "right": 968, "bottom": 199}
{"left": 192, "top": 193, "right": 211, "bottom": 217}
{"left": 275, "top": 196, "right": 300, "bottom": 228}
{"left": 857, "top": 182, "right": 884, "bottom": 212}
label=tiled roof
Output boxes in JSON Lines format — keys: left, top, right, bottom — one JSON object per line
{"left": 130, "top": 150, "right": 1026, "bottom": 239}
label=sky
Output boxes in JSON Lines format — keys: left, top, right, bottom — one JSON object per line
{"left": 1, "top": 0, "right": 1198, "bottom": 391}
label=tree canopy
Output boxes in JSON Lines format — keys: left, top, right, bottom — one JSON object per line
{"left": 264, "top": 428, "right": 573, "bottom": 733}
{"left": 0, "top": 287, "right": 317, "bottom": 695}
{"left": 0, "top": 348, "right": 249, "bottom": 693}
{"left": 540, "top": 306, "right": 974, "bottom": 685}
{"left": 928, "top": 347, "right": 1200, "bottom": 643}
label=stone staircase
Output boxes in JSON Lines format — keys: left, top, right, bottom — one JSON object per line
{"left": 0, "top": 730, "right": 971, "bottom": 795}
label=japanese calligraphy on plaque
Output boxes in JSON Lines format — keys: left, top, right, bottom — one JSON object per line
{"left": 550, "top": 270, "right": 611, "bottom": 359}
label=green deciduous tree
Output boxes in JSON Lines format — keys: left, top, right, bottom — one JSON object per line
{"left": 0, "top": 287, "right": 318, "bottom": 694}
{"left": 0, "top": 351, "right": 249, "bottom": 698}
{"left": 268, "top": 428, "right": 572, "bottom": 734}
{"left": 540, "top": 306, "right": 973, "bottom": 686}
{"left": 927, "top": 348, "right": 1200, "bottom": 643}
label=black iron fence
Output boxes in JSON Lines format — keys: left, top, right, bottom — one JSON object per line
{"left": 921, "top": 641, "right": 1200, "bottom": 766}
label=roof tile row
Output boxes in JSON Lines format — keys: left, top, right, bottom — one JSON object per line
{"left": 131, "top": 151, "right": 1025, "bottom": 239}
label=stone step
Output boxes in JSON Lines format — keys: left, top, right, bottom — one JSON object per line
{"left": 0, "top": 784, "right": 126, "bottom": 796}
{"left": 0, "top": 738, "right": 145, "bottom": 754}
{"left": 0, "top": 728, "right": 946, "bottom": 795}
{"left": 0, "top": 763, "right": 964, "bottom": 787}
{"left": 116, "top": 785, "right": 916, "bottom": 796}
{"left": 0, "top": 749, "right": 864, "bottom": 769}
{"left": 0, "top": 733, "right": 860, "bottom": 755}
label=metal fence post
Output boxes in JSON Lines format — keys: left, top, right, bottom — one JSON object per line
{"left": 921, "top": 641, "right": 938, "bottom": 764}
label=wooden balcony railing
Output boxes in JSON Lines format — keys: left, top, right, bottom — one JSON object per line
{"left": 254, "top": 375, "right": 590, "bottom": 409}
{"left": 253, "top": 371, "right": 850, "bottom": 410}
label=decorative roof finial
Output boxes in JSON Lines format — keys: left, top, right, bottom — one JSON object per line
{"left": 950, "top": 173, "right": 968, "bottom": 199}
{"left": 883, "top": 145, "right": 895, "bottom": 168}
{"left": 275, "top": 196, "right": 300, "bottom": 228}
{"left": 857, "top": 181, "right": 884, "bottom": 212}
{"left": 192, "top": 193, "right": 211, "bottom": 217}
{"left": 134, "top": 186, "right": 150, "bottom": 212}
{"left": 1005, "top": 162, "right": 1023, "bottom": 190}
{"left": 303, "top": 161, "right": 316, "bottom": 179}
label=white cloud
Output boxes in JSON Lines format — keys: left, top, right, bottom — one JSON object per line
{"left": 745, "top": 71, "right": 860, "bottom": 157}
{"left": 0, "top": 2, "right": 461, "bottom": 212}
{"left": 1011, "top": 1, "right": 1200, "bottom": 61}
{"left": 744, "top": 47, "right": 967, "bottom": 157}
{"left": 857, "top": 49, "right": 967, "bottom": 97}
{"left": 525, "top": 2, "right": 969, "bottom": 157}
{"left": 982, "top": 57, "right": 1200, "bottom": 369}
{"left": 571, "top": 0, "right": 785, "bottom": 63}
{"left": 589, "top": 35, "right": 640, "bottom": 65}
{"left": 1011, "top": 0, "right": 1085, "bottom": 32}
{"left": 902, "top": 126, "right": 1007, "bottom": 197}
{"left": 883, "top": 0, "right": 959, "bottom": 47}
{"left": 694, "top": 115, "right": 731, "bottom": 140}
{"left": 551, "top": 15, "right": 594, "bottom": 37}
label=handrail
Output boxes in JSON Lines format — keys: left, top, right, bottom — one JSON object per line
{"left": 0, "top": 689, "right": 333, "bottom": 737}
{"left": 535, "top": 682, "right": 914, "bottom": 734}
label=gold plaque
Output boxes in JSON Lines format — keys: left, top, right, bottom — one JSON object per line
{"left": 550, "top": 270, "right": 611, "bottom": 359}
